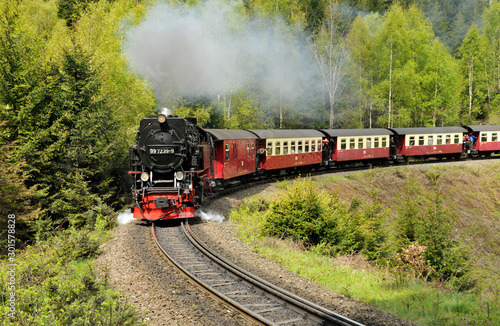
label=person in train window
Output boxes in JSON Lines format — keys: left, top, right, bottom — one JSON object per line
{"left": 463, "top": 134, "right": 469, "bottom": 150}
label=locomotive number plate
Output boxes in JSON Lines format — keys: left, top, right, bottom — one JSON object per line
{"left": 150, "top": 148, "right": 174, "bottom": 155}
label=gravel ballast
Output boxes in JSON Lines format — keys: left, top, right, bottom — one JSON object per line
{"left": 96, "top": 180, "right": 419, "bottom": 325}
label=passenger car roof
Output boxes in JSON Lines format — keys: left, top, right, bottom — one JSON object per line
{"left": 319, "top": 128, "right": 393, "bottom": 137}
{"left": 389, "top": 127, "right": 467, "bottom": 135}
{"left": 463, "top": 125, "right": 500, "bottom": 132}
{"left": 204, "top": 129, "right": 258, "bottom": 140}
{"left": 247, "top": 129, "right": 324, "bottom": 139}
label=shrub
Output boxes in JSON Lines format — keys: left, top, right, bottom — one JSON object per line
{"left": 0, "top": 229, "right": 142, "bottom": 325}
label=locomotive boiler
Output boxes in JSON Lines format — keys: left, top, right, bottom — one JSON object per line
{"left": 129, "top": 113, "right": 212, "bottom": 221}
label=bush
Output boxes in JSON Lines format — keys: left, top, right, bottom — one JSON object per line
{"left": 262, "top": 178, "right": 370, "bottom": 256}
{"left": 0, "top": 229, "right": 143, "bottom": 325}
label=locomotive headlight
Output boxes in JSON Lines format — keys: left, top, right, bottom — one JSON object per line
{"left": 174, "top": 171, "right": 185, "bottom": 181}
{"left": 141, "top": 172, "right": 149, "bottom": 182}
{"left": 157, "top": 114, "right": 167, "bottom": 124}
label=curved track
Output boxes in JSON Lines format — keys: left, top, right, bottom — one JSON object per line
{"left": 152, "top": 221, "right": 365, "bottom": 326}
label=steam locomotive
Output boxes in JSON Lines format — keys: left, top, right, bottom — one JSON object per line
{"left": 129, "top": 114, "right": 500, "bottom": 221}
{"left": 129, "top": 113, "right": 212, "bottom": 221}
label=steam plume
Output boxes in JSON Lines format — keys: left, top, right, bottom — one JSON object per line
{"left": 123, "top": 0, "right": 321, "bottom": 107}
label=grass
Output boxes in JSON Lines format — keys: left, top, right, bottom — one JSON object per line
{"left": 229, "top": 162, "right": 500, "bottom": 326}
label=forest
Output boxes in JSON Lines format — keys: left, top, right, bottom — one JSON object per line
{"left": 0, "top": 0, "right": 499, "bottom": 235}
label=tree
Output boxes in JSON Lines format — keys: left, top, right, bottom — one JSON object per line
{"left": 373, "top": 4, "right": 435, "bottom": 127}
{"left": 457, "top": 24, "right": 488, "bottom": 121}
{"left": 421, "top": 38, "right": 460, "bottom": 126}
{"left": 312, "top": 1, "right": 353, "bottom": 128}
{"left": 347, "top": 14, "right": 376, "bottom": 127}
{"left": 483, "top": 0, "right": 500, "bottom": 121}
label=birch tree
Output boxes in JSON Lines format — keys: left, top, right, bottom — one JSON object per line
{"left": 312, "top": 1, "right": 352, "bottom": 128}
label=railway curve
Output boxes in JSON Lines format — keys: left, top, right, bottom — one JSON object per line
{"left": 153, "top": 221, "right": 365, "bottom": 326}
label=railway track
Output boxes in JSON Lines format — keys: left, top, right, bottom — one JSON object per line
{"left": 152, "top": 221, "right": 365, "bottom": 326}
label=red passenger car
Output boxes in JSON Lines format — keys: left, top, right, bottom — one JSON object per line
{"left": 248, "top": 129, "right": 324, "bottom": 172}
{"left": 204, "top": 129, "right": 258, "bottom": 188}
{"left": 464, "top": 125, "right": 500, "bottom": 156}
{"left": 390, "top": 127, "right": 467, "bottom": 160}
{"left": 319, "top": 129, "right": 394, "bottom": 164}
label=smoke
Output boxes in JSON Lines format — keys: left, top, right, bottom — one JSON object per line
{"left": 117, "top": 210, "right": 135, "bottom": 225}
{"left": 195, "top": 210, "right": 225, "bottom": 223}
{"left": 123, "top": 0, "right": 321, "bottom": 107}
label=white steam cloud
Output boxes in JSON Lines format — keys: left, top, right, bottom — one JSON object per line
{"left": 117, "top": 210, "right": 135, "bottom": 225}
{"left": 195, "top": 210, "right": 225, "bottom": 223}
{"left": 123, "top": 0, "right": 321, "bottom": 106}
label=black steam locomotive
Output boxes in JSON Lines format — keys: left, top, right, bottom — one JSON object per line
{"left": 129, "top": 113, "right": 212, "bottom": 221}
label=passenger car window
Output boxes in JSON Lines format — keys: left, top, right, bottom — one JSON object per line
{"left": 358, "top": 138, "right": 363, "bottom": 149}
{"left": 349, "top": 138, "right": 355, "bottom": 149}
{"left": 493, "top": 133, "right": 498, "bottom": 142}
{"left": 291, "top": 141, "right": 296, "bottom": 153}
{"left": 382, "top": 137, "right": 387, "bottom": 147}
{"left": 267, "top": 142, "right": 272, "bottom": 155}
{"left": 366, "top": 138, "right": 372, "bottom": 148}
{"left": 275, "top": 141, "right": 281, "bottom": 155}
{"left": 437, "top": 135, "right": 442, "bottom": 144}
{"left": 409, "top": 136, "right": 415, "bottom": 146}
{"left": 225, "top": 143, "right": 230, "bottom": 161}
{"left": 298, "top": 141, "right": 303, "bottom": 153}
{"left": 418, "top": 136, "right": 424, "bottom": 146}
{"left": 446, "top": 135, "right": 451, "bottom": 144}
{"left": 305, "top": 140, "right": 309, "bottom": 152}
{"left": 454, "top": 134, "right": 460, "bottom": 144}
{"left": 428, "top": 136, "right": 433, "bottom": 145}
{"left": 481, "top": 133, "right": 488, "bottom": 142}
{"left": 341, "top": 139, "right": 347, "bottom": 150}
{"left": 283, "top": 141, "right": 288, "bottom": 154}
{"left": 374, "top": 137, "right": 379, "bottom": 148}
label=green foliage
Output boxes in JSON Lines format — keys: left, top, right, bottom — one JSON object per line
{"left": 0, "top": 229, "right": 142, "bottom": 325}
{"left": 262, "top": 177, "right": 387, "bottom": 258}
{"left": 394, "top": 171, "right": 472, "bottom": 286}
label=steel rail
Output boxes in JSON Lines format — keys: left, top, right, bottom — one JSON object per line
{"left": 183, "top": 221, "right": 365, "bottom": 326}
{"left": 151, "top": 223, "right": 273, "bottom": 326}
